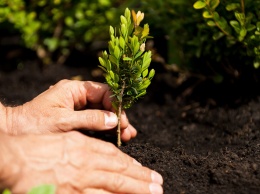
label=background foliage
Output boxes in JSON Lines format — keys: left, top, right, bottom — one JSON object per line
{"left": 0, "top": 0, "right": 259, "bottom": 85}
{"left": 0, "top": 0, "right": 128, "bottom": 65}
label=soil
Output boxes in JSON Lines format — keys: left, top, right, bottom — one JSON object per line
{"left": 0, "top": 50, "right": 260, "bottom": 194}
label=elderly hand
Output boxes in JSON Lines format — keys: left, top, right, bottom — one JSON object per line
{"left": 0, "top": 131, "right": 163, "bottom": 194}
{"left": 2, "top": 80, "right": 136, "bottom": 142}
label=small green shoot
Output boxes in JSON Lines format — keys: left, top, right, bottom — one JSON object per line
{"left": 98, "top": 8, "right": 155, "bottom": 146}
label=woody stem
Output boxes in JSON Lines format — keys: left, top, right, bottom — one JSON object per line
{"left": 117, "top": 80, "right": 125, "bottom": 147}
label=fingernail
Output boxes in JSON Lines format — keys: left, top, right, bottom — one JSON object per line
{"left": 151, "top": 171, "right": 163, "bottom": 185}
{"left": 133, "top": 159, "right": 142, "bottom": 166}
{"left": 149, "top": 183, "right": 163, "bottom": 194}
{"left": 104, "top": 112, "right": 118, "bottom": 127}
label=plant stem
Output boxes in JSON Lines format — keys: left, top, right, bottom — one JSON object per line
{"left": 241, "top": 0, "right": 245, "bottom": 14}
{"left": 117, "top": 80, "right": 125, "bottom": 147}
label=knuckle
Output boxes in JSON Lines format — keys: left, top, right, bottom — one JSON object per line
{"left": 111, "top": 173, "right": 125, "bottom": 191}
{"left": 57, "top": 79, "right": 70, "bottom": 85}
{"left": 117, "top": 158, "right": 129, "bottom": 172}
{"left": 105, "top": 142, "right": 118, "bottom": 155}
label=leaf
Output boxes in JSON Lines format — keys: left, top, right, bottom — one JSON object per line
{"left": 142, "top": 58, "right": 151, "bottom": 72}
{"left": 98, "top": 65, "right": 107, "bottom": 73}
{"left": 114, "top": 45, "right": 121, "bottom": 59}
{"left": 148, "top": 69, "right": 155, "bottom": 79}
{"left": 142, "top": 69, "right": 148, "bottom": 77}
{"left": 133, "top": 26, "right": 143, "bottom": 38}
{"left": 120, "top": 15, "right": 127, "bottom": 25}
{"left": 230, "top": 20, "right": 240, "bottom": 34}
{"left": 247, "top": 24, "right": 256, "bottom": 32}
{"left": 203, "top": 11, "right": 212, "bottom": 19}
{"left": 141, "top": 24, "right": 149, "bottom": 39}
{"left": 109, "top": 26, "right": 114, "bottom": 36}
{"left": 210, "top": 0, "right": 220, "bottom": 10}
{"left": 134, "top": 50, "right": 144, "bottom": 60}
{"left": 213, "top": 12, "right": 220, "bottom": 20}
{"left": 43, "top": 38, "right": 59, "bottom": 52}
{"left": 139, "top": 79, "right": 151, "bottom": 90}
{"left": 124, "top": 8, "right": 131, "bottom": 23}
{"left": 193, "top": 1, "right": 206, "bottom": 9}
{"left": 108, "top": 70, "right": 115, "bottom": 80}
{"left": 120, "top": 23, "right": 127, "bottom": 37}
{"left": 133, "top": 42, "right": 140, "bottom": 55}
{"left": 64, "top": 16, "right": 73, "bottom": 26}
{"left": 98, "top": 57, "right": 106, "bottom": 67}
{"left": 256, "top": 22, "right": 260, "bottom": 31}
{"left": 207, "top": 20, "right": 216, "bottom": 27}
{"left": 136, "top": 90, "right": 146, "bottom": 98}
{"left": 119, "top": 36, "right": 125, "bottom": 49}
{"left": 109, "top": 55, "right": 118, "bottom": 67}
{"left": 27, "top": 184, "right": 56, "bottom": 194}
{"left": 123, "top": 57, "right": 132, "bottom": 61}
{"left": 235, "top": 12, "right": 245, "bottom": 26}
{"left": 226, "top": 3, "right": 240, "bottom": 11}
{"left": 212, "top": 32, "right": 224, "bottom": 40}
{"left": 254, "top": 61, "right": 260, "bottom": 68}
{"left": 2, "top": 189, "right": 11, "bottom": 194}
{"left": 239, "top": 28, "right": 247, "bottom": 38}
{"left": 114, "top": 73, "right": 119, "bottom": 83}
{"left": 218, "top": 17, "right": 228, "bottom": 30}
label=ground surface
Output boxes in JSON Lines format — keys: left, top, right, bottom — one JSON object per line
{"left": 0, "top": 59, "right": 260, "bottom": 194}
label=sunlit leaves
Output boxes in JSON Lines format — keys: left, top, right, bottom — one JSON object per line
{"left": 2, "top": 184, "right": 56, "bottom": 194}
{"left": 193, "top": 1, "right": 206, "bottom": 9}
{"left": 98, "top": 7, "right": 154, "bottom": 110}
{"left": 193, "top": 0, "right": 260, "bottom": 68}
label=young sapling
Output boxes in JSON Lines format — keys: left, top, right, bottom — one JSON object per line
{"left": 98, "top": 8, "right": 155, "bottom": 146}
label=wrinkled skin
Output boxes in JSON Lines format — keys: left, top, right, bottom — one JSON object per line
{"left": 0, "top": 80, "right": 163, "bottom": 194}
{"left": 0, "top": 131, "right": 163, "bottom": 194}
{"left": 3, "top": 80, "right": 137, "bottom": 141}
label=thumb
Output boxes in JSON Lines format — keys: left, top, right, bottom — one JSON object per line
{"left": 66, "top": 110, "right": 118, "bottom": 131}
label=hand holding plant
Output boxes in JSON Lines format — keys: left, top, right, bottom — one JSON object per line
{"left": 98, "top": 8, "right": 155, "bottom": 146}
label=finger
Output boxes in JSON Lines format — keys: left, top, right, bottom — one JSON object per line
{"left": 121, "top": 124, "right": 137, "bottom": 142}
{"left": 128, "top": 124, "right": 137, "bottom": 138}
{"left": 65, "top": 110, "right": 118, "bottom": 131}
{"left": 84, "top": 81, "right": 113, "bottom": 110}
{"left": 119, "top": 111, "right": 129, "bottom": 129}
{"left": 121, "top": 127, "right": 131, "bottom": 142}
{"left": 83, "top": 171, "right": 163, "bottom": 194}
{"left": 84, "top": 189, "right": 113, "bottom": 194}
{"left": 67, "top": 132, "right": 131, "bottom": 159}
{"left": 85, "top": 153, "right": 163, "bottom": 185}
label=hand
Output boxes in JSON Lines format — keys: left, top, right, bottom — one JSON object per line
{"left": 0, "top": 131, "right": 163, "bottom": 194}
{"left": 4, "top": 80, "right": 137, "bottom": 142}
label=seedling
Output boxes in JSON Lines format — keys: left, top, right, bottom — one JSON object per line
{"left": 98, "top": 8, "right": 155, "bottom": 146}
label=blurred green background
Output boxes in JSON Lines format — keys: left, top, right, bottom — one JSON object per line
{"left": 0, "top": 0, "right": 259, "bottom": 89}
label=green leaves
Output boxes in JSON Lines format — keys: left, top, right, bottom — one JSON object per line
{"left": 2, "top": 185, "right": 56, "bottom": 194}
{"left": 193, "top": 1, "right": 206, "bottom": 9}
{"left": 98, "top": 7, "right": 154, "bottom": 110}
{"left": 193, "top": 0, "right": 260, "bottom": 68}
{"left": 27, "top": 185, "right": 56, "bottom": 194}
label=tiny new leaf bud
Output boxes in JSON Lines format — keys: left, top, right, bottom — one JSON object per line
{"left": 109, "top": 26, "right": 114, "bottom": 36}
{"left": 148, "top": 69, "right": 155, "bottom": 79}
{"left": 120, "top": 15, "right": 127, "bottom": 25}
{"left": 140, "top": 43, "right": 145, "bottom": 52}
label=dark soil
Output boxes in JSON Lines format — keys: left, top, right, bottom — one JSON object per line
{"left": 0, "top": 53, "right": 260, "bottom": 194}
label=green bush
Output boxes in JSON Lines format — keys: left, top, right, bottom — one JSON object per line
{"left": 0, "top": 0, "right": 128, "bottom": 65}
{"left": 136, "top": 0, "right": 260, "bottom": 83}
